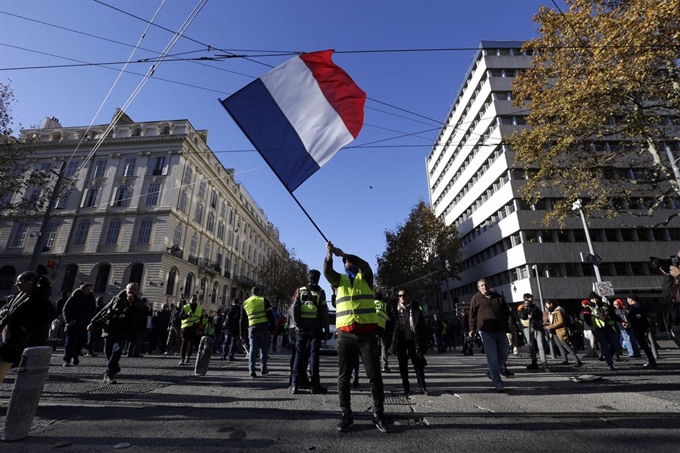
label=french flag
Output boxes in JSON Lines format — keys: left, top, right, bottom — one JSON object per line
{"left": 221, "top": 50, "right": 366, "bottom": 192}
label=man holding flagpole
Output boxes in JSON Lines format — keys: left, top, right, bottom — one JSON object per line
{"left": 324, "top": 242, "right": 389, "bottom": 433}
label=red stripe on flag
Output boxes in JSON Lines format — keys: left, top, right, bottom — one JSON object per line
{"left": 299, "top": 50, "right": 366, "bottom": 138}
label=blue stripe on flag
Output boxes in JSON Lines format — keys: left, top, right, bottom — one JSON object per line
{"left": 221, "top": 79, "right": 320, "bottom": 192}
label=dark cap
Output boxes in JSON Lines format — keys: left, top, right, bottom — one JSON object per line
{"left": 81, "top": 282, "right": 93, "bottom": 288}
{"left": 627, "top": 293, "right": 639, "bottom": 302}
{"left": 588, "top": 292, "right": 600, "bottom": 300}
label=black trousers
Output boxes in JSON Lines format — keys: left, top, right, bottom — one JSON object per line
{"left": 632, "top": 328, "right": 656, "bottom": 364}
{"left": 396, "top": 338, "right": 426, "bottom": 393}
{"left": 337, "top": 330, "right": 384, "bottom": 413}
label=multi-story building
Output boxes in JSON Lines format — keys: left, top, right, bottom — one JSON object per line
{"left": 426, "top": 41, "right": 680, "bottom": 316}
{"left": 0, "top": 112, "right": 286, "bottom": 312}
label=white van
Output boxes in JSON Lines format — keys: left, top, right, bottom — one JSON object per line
{"left": 320, "top": 301, "right": 337, "bottom": 355}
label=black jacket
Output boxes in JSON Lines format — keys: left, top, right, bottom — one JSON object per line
{"left": 90, "top": 291, "right": 138, "bottom": 340}
{"left": 388, "top": 301, "right": 428, "bottom": 357}
{"left": 222, "top": 304, "right": 241, "bottom": 332}
{"left": 63, "top": 288, "right": 97, "bottom": 328}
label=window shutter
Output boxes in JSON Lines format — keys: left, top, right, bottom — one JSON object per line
{"left": 80, "top": 189, "right": 88, "bottom": 208}
{"left": 110, "top": 186, "right": 118, "bottom": 206}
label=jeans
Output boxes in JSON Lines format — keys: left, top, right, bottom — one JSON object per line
{"left": 104, "top": 336, "right": 125, "bottom": 376}
{"left": 63, "top": 326, "right": 87, "bottom": 363}
{"left": 180, "top": 325, "right": 198, "bottom": 361}
{"left": 379, "top": 337, "right": 389, "bottom": 369}
{"left": 592, "top": 327, "right": 619, "bottom": 366}
{"left": 293, "top": 331, "right": 321, "bottom": 386}
{"left": 523, "top": 327, "right": 547, "bottom": 363}
{"left": 478, "top": 331, "right": 509, "bottom": 385}
{"left": 166, "top": 326, "right": 181, "bottom": 353}
{"left": 222, "top": 330, "right": 239, "bottom": 359}
{"left": 86, "top": 325, "right": 102, "bottom": 353}
{"left": 248, "top": 327, "right": 270, "bottom": 373}
{"left": 395, "top": 338, "right": 426, "bottom": 393}
{"left": 213, "top": 331, "right": 224, "bottom": 354}
{"left": 337, "top": 330, "right": 384, "bottom": 412}
{"left": 620, "top": 328, "right": 640, "bottom": 356}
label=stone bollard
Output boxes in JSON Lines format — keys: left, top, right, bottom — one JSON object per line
{"left": 648, "top": 331, "right": 659, "bottom": 360}
{"left": 1, "top": 346, "right": 53, "bottom": 442}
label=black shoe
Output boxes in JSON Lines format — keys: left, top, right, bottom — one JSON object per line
{"left": 608, "top": 365, "right": 617, "bottom": 371}
{"left": 575, "top": 361, "right": 583, "bottom": 367}
{"left": 261, "top": 370, "right": 268, "bottom": 375}
{"left": 289, "top": 385, "right": 299, "bottom": 394}
{"left": 542, "top": 362, "right": 550, "bottom": 372}
{"left": 337, "top": 414, "right": 355, "bottom": 433}
{"left": 73, "top": 357, "right": 79, "bottom": 366}
{"left": 643, "top": 362, "right": 658, "bottom": 369}
{"left": 62, "top": 361, "right": 70, "bottom": 367}
{"left": 526, "top": 362, "right": 539, "bottom": 370}
{"left": 559, "top": 360, "right": 569, "bottom": 365}
{"left": 312, "top": 385, "right": 328, "bottom": 395}
{"left": 419, "top": 386, "right": 430, "bottom": 396}
{"left": 352, "top": 379, "right": 359, "bottom": 389}
{"left": 372, "top": 413, "right": 390, "bottom": 433}
{"left": 500, "top": 369, "right": 514, "bottom": 377}
{"left": 382, "top": 366, "right": 391, "bottom": 373}
{"left": 103, "top": 373, "right": 117, "bottom": 385}
{"left": 85, "top": 353, "right": 97, "bottom": 358}
{"left": 250, "top": 372, "right": 257, "bottom": 378}
{"left": 228, "top": 357, "right": 235, "bottom": 362}
{"left": 404, "top": 390, "right": 411, "bottom": 397}
{"left": 298, "top": 380, "right": 312, "bottom": 389}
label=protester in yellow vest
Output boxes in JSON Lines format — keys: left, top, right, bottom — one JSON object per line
{"left": 240, "top": 286, "right": 275, "bottom": 377}
{"left": 178, "top": 295, "right": 202, "bottom": 366}
{"left": 324, "top": 241, "right": 389, "bottom": 434}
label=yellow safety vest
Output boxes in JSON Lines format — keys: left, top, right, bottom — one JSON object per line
{"left": 181, "top": 304, "right": 203, "bottom": 329}
{"left": 243, "top": 295, "right": 268, "bottom": 327}
{"left": 374, "top": 299, "right": 390, "bottom": 330}
{"left": 336, "top": 273, "right": 378, "bottom": 328}
{"left": 590, "top": 305, "right": 605, "bottom": 328}
{"left": 298, "top": 286, "right": 322, "bottom": 320}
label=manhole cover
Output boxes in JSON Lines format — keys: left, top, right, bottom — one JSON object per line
{"left": 88, "top": 386, "right": 133, "bottom": 394}
{"left": 385, "top": 396, "right": 410, "bottom": 405}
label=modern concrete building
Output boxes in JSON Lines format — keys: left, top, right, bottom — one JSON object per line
{"left": 0, "top": 112, "right": 287, "bottom": 312}
{"left": 426, "top": 41, "right": 680, "bottom": 317}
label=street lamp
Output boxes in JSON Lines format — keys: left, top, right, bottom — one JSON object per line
{"left": 531, "top": 264, "right": 544, "bottom": 311}
{"left": 572, "top": 199, "right": 602, "bottom": 283}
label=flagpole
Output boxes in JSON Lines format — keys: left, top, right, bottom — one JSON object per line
{"left": 288, "top": 191, "right": 328, "bottom": 243}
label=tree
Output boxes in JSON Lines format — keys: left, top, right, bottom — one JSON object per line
{"left": 255, "top": 245, "right": 308, "bottom": 311}
{"left": 0, "top": 82, "right": 56, "bottom": 216}
{"left": 376, "top": 200, "right": 462, "bottom": 307}
{"left": 508, "top": 0, "right": 680, "bottom": 224}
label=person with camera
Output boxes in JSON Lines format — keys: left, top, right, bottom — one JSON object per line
{"left": 660, "top": 253, "right": 680, "bottom": 348}
{"left": 517, "top": 293, "right": 549, "bottom": 372}
{"left": 88, "top": 283, "right": 139, "bottom": 384}
{"left": 581, "top": 292, "right": 622, "bottom": 370}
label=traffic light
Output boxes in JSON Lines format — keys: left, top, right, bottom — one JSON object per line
{"left": 47, "top": 260, "right": 55, "bottom": 268}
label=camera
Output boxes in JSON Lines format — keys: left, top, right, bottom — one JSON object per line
{"left": 649, "top": 255, "right": 680, "bottom": 272}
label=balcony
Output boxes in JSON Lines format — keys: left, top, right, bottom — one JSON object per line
{"left": 166, "top": 246, "right": 183, "bottom": 260}
{"left": 188, "top": 254, "right": 199, "bottom": 265}
{"left": 232, "top": 274, "right": 256, "bottom": 288}
{"left": 199, "top": 258, "right": 222, "bottom": 275}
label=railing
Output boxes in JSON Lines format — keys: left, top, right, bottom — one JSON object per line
{"left": 188, "top": 254, "right": 199, "bottom": 265}
{"left": 198, "top": 258, "right": 221, "bottom": 274}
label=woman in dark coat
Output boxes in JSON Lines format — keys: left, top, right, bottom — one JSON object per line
{"left": 0, "top": 271, "right": 56, "bottom": 382}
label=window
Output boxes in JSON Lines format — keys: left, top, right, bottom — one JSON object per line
{"left": 206, "top": 212, "right": 215, "bottom": 232}
{"left": 146, "top": 182, "right": 161, "bottom": 206}
{"left": 55, "top": 191, "right": 70, "bottom": 209}
{"left": 0, "top": 191, "right": 14, "bottom": 208}
{"left": 146, "top": 156, "right": 168, "bottom": 176}
{"left": 65, "top": 160, "right": 80, "bottom": 178}
{"left": 178, "top": 190, "right": 188, "bottom": 213}
{"left": 123, "top": 157, "right": 136, "bottom": 177}
{"left": 111, "top": 184, "right": 131, "bottom": 207}
{"left": 190, "top": 234, "right": 197, "bottom": 256}
{"left": 45, "top": 221, "right": 59, "bottom": 247}
{"left": 40, "top": 162, "right": 52, "bottom": 173}
{"left": 173, "top": 225, "right": 183, "bottom": 246}
{"left": 11, "top": 223, "right": 29, "bottom": 247}
{"left": 217, "top": 221, "right": 225, "bottom": 240}
{"left": 82, "top": 186, "right": 101, "bottom": 208}
{"left": 93, "top": 159, "right": 107, "bottom": 178}
{"left": 203, "top": 242, "right": 210, "bottom": 259}
{"left": 198, "top": 180, "right": 206, "bottom": 199}
{"left": 182, "top": 164, "right": 193, "bottom": 185}
{"left": 220, "top": 201, "right": 226, "bottom": 218}
{"left": 210, "top": 190, "right": 218, "bottom": 209}
{"left": 94, "top": 264, "right": 111, "bottom": 293}
{"left": 137, "top": 219, "right": 153, "bottom": 244}
{"left": 194, "top": 203, "right": 204, "bottom": 223}
{"left": 73, "top": 221, "right": 91, "bottom": 245}
{"left": 105, "top": 220, "right": 122, "bottom": 245}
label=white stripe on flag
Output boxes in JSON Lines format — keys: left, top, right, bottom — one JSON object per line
{"left": 261, "top": 57, "right": 354, "bottom": 167}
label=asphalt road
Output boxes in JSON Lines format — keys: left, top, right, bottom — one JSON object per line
{"left": 1, "top": 342, "right": 680, "bottom": 452}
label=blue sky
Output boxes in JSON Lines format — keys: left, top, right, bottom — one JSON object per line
{"left": 1, "top": 0, "right": 563, "bottom": 299}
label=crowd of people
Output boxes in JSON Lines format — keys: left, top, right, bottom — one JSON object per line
{"left": 1, "top": 246, "right": 680, "bottom": 435}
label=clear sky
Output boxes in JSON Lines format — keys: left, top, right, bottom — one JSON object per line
{"left": 0, "top": 0, "right": 564, "bottom": 299}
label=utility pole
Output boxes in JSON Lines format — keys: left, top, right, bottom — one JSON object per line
{"left": 28, "top": 161, "right": 66, "bottom": 272}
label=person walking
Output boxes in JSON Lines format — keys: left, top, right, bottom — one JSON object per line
{"left": 221, "top": 298, "right": 241, "bottom": 361}
{"left": 374, "top": 292, "right": 392, "bottom": 373}
{"left": 240, "top": 287, "right": 276, "bottom": 377}
{"left": 165, "top": 301, "right": 182, "bottom": 355}
{"left": 178, "top": 295, "right": 202, "bottom": 365}
{"left": 324, "top": 241, "right": 389, "bottom": 434}
{"left": 0, "top": 272, "right": 56, "bottom": 382}
{"left": 469, "top": 279, "right": 512, "bottom": 392}
{"left": 85, "top": 296, "right": 106, "bottom": 357}
{"left": 613, "top": 298, "right": 640, "bottom": 358}
{"left": 88, "top": 283, "right": 139, "bottom": 384}
{"left": 582, "top": 292, "right": 622, "bottom": 370}
{"left": 62, "top": 282, "right": 97, "bottom": 366}
{"left": 517, "top": 293, "right": 550, "bottom": 372}
{"left": 290, "top": 269, "right": 329, "bottom": 394}
{"left": 389, "top": 288, "right": 429, "bottom": 396}
{"left": 626, "top": 294, "right": 657, "bottom": 369}
{"left": 545, "top": 299, "right": 583, "bottom": 367}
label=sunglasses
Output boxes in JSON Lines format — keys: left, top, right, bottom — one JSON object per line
{"left": 398, "top": 294, "right": 406, "bottom": 298}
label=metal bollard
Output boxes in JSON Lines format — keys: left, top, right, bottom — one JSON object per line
{"left": 1, "top": 346, "right": 53, "bottom": 442}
